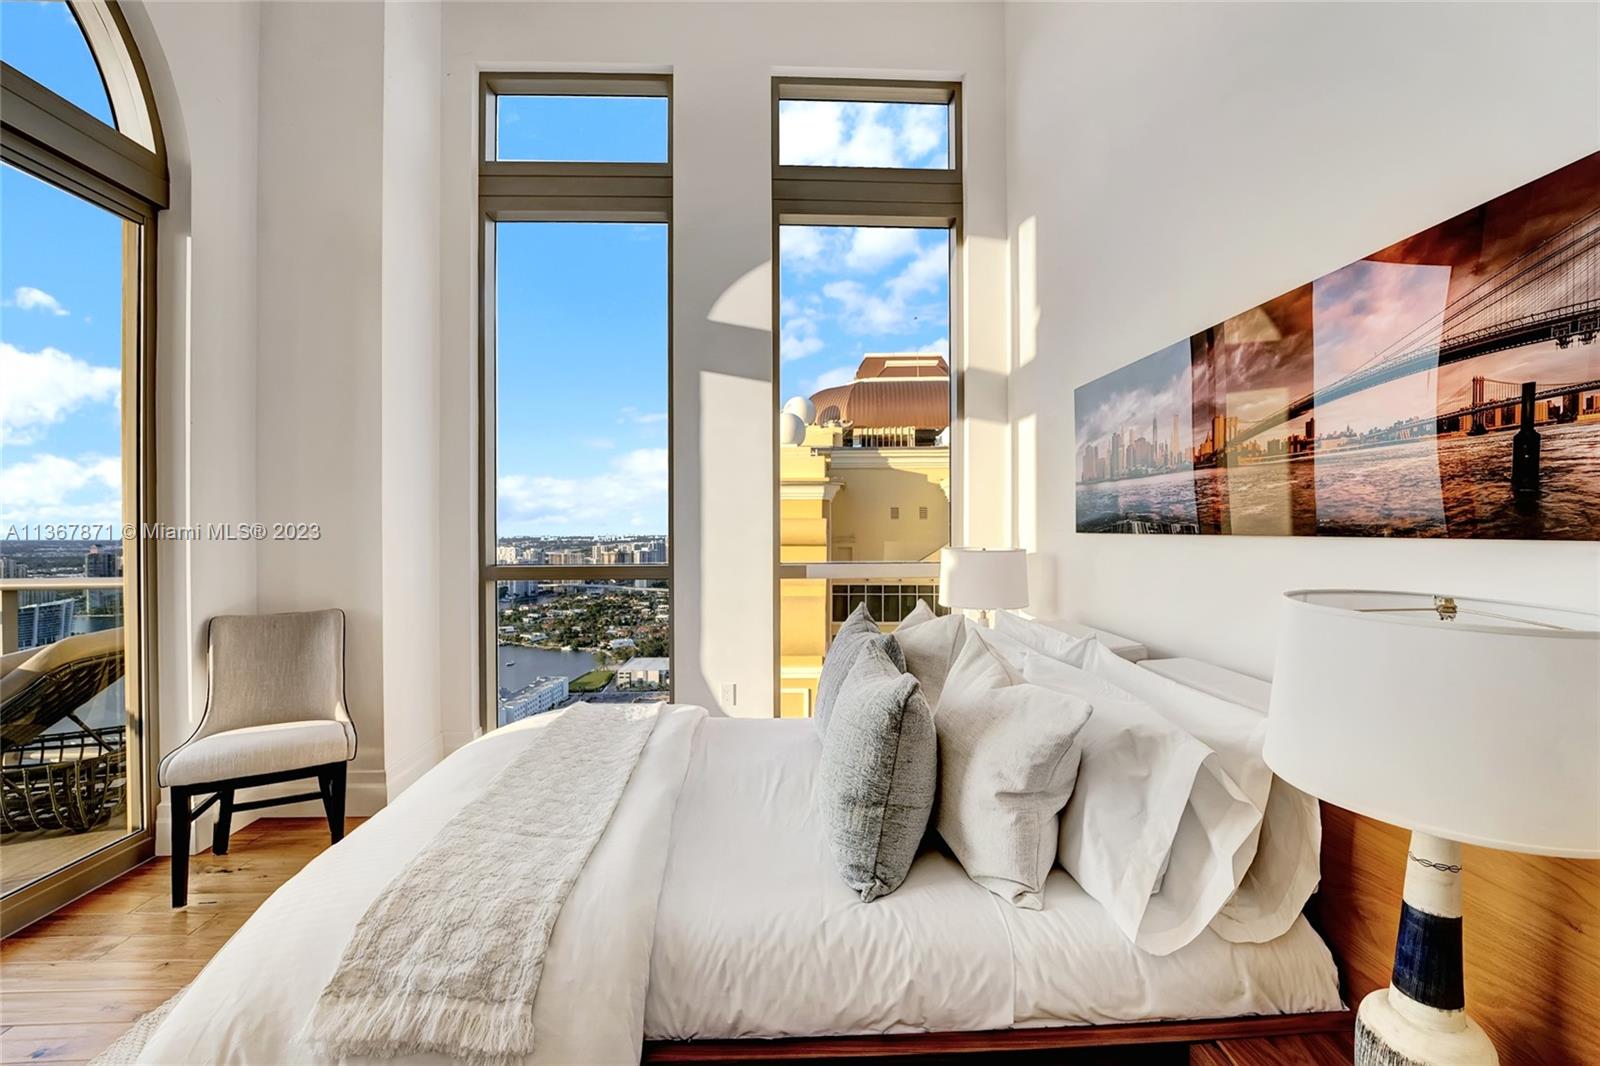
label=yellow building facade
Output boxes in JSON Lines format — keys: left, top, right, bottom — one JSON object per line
{"left": 778, "top": 355, "right": 952, "bottom": 717}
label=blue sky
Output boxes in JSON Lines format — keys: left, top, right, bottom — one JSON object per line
{"left": 1, "top": 2, "right": 125, "bottom": 533}
{"left": 778, "top": 225, "right": 950, "bottom": 408}
{"left": 496, "top": 222, "right": 670, "bottom": 539}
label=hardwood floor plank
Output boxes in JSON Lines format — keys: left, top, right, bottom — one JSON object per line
{"left": 1216, "top": 1032, "right": 1354, "bottom": 1066}
{"left": 0, "top": 960, "right": 205, "bottom": 991}
{"left": 0, "top": 1022, "right": 126, "bottom": 1063}
{"left": 0, "top": 936, "right": 127, "bottom": 964}
{"left": 22, "top": 912, "right": 221, "bottom": 938}
{"left": 97, "top": 934, "right": 237, "bottom": 962}
{"left": 0, "top": 989, "right": 173, "bottom": 1026}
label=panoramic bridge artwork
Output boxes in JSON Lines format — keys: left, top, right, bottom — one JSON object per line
{"left": 1074, "top": 151, "right": 1600, "bottom": 540}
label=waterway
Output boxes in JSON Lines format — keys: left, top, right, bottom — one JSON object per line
{"left": 1077, "top": 421, "right": 1600, "bottom": 539}
{"left": 496, "top": 644, "right": 600, "bottom": 697}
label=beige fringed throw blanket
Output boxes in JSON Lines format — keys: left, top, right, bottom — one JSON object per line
{"left": 300, "top": 702, "right": 661, "bottom": 1064}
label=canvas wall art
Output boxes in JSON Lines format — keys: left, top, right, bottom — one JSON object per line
{"left": 1074, "top": 152, "right": 1600, "bottom": 539}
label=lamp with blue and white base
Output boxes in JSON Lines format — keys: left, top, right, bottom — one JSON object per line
{"left": 1263, "top": 590, "right": 1600, "bottom": 1066}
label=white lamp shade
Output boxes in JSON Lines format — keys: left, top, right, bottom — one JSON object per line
{"left": 937, "top": 548, "right": 1029, "bottom": 611}
{"left": 1264, "top": 590, "right": 1600, "bottom": 858}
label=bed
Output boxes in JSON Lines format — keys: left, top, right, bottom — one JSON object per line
{"left": 111, "top": 653, "right": 1346, "bottom": 1065}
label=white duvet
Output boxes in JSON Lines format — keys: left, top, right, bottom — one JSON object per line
{"left": 124, "top": 707, "right": 1341, "bottom": 1064}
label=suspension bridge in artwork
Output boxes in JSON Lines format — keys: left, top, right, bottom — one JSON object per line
{"left": 1228, "top": 205, "right": 1600, "bottom": 449}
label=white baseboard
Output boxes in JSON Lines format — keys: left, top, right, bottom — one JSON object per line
{"left": 384, "top": 740, "right": 442, "bottom": 800}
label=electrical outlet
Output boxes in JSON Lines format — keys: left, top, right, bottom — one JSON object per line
{"left": 721, "top": 682, "right": 737, "bottom": 706}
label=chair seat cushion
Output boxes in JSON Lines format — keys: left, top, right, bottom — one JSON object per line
{"left": 160, "top": 720, "right": 354, "bottom": 787}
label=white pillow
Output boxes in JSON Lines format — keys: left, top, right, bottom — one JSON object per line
{"left": 933, "top": 626, "right": 1092, "bottom": 910}
{"left": 994, "top": 611, "right": 1094, "bottom": 664}
{"left": 1064, "top": 642, "right": 1321, "bottom": 946}
{"left": 893, "top": 600, "right": 967, "bottom": 710}
{"left": 1134, "top": 659, "right": 1322, "bottom": 944}
{"left": 993, "top": 640, "right": 1263, "bottom": 955}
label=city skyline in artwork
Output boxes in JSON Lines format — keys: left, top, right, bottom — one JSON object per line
{"left": 1074, "top": 151, "right": 1600, "bottom": 540}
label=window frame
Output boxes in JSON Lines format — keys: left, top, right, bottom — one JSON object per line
{"left": 0, "top": 0, "right": 166, "bottom": 936}
{"left": 477, "top": 72, "right": 674, "bottom": 734}
{"left": 771, "top": 77, "right": 964, "bottom": 712}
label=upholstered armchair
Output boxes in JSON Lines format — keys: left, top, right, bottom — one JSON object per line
{"left": 159, "top": 609, "right": 356, "bottom": 906}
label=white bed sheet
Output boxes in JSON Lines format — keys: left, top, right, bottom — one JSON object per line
{"left": 644, "top": 717, "right": 1343, "bottom": 1042}
{"left": 133, "top": 704, "right": 705, "bottom": 1066}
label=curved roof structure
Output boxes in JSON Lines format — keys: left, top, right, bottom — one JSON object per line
{"left": 809, "top": 354, "right": 950, "bottom": 431}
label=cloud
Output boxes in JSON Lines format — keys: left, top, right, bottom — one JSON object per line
{"left": 0, "top": 452, "right": 122, "bottom": 528}
{"left": 809, "top": 364, "right": 858, "bottom": 394}
{"left": 780, "top": 310, "right": 824, "bottom": 362}
{"left": 819, "top": 237, "right": 949, "bottom": 336}
{"left": 617, "top": 406, "right": 667, "bottom": 426}
{"left": 918, "top": 338, "right": 950, "bottom": 356}
{"left": 498, "top": 447, "right": 667, "bottom": 531}
{"left": 778, "top": 101, "right": 946, "bottom": 169}
{"left": 580, "top": 436, "right": 616, "bottom": 450}
{"left": 7, "top": 286, "right": 69, "bottom": 316}
{"left": 1, "top": 342, "right": 121, "bottom": 445}
{"left": 844, "top": 228, "right": 921, "bottom": 273}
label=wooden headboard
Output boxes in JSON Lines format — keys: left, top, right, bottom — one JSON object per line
{"left": 1316, "top": 805, "right": 1600, "bottom": 1066}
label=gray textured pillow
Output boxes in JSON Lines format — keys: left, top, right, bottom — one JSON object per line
{"left": 935, "top": 625, "right": 1093, "bottom": 909}
{"left": 816, "top": 636, "right": 936, "bottom": 902}
{"left": 814, "top": 603, "right": 904, "bottom": 733}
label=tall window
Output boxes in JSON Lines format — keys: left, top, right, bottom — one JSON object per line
{"left": 773, "top": 80, "right": 960, "bottom": 717}
{"left": 0, "top": 0, "right": 166, "bottom": 933}
{"left": 480, "top": 75, "right": 672, "bottom": 729}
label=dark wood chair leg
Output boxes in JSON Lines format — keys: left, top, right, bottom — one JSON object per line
{"left": 322, "top": 762, "right": 347, "bottom": 844}
{"left": 171, "top": 787, "right": 192, "bottom": 907}
{"left": 212, "top": 788, "right": 235, "bottom": 855}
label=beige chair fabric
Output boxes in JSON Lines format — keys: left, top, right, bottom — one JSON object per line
{"left": 159, "top": 609, "right": 355, "bottom": 788}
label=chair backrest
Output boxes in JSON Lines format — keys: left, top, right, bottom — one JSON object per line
{"left": 204, "top": 609, "right": 345, "bottom": 733}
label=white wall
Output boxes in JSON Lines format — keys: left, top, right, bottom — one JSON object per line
{"left": 1005, "top": 2, "right": 1600, "bottom": 678}
{"left": 380, "top": 0, "right": 445, "bottom": 797}
{"left": 128, "top": 0, "right": 262, "bottom": 850}
{"left": 436, "top": 1, "right": 1010, "bottom": 736}
{"left": 253, "top": 1, "right": 388, "bottom": 810}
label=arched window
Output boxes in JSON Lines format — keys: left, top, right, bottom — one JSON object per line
{"left": 1, "top": 0, "right": 167, "bottom": 933}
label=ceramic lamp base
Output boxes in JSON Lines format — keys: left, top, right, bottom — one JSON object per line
{"left": 1354, "top": 831, "right": 1499, "bottom": 1066}
{"left": 1355, "top": 987, "right": 1498, "bottom": 1066}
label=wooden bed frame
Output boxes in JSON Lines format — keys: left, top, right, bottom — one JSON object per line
{"left": 643, "top": 1010, "right": 1353, "bottom": 1062}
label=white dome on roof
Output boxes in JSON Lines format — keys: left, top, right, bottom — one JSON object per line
{"left": 782, "top": 396, "right": 816, "bottom": 424}
{"left": 778, "top": 411, "right": 807, "bottom": 445}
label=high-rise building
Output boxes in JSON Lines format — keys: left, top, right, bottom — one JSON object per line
{"left": 84, "top": 545, "right": 123, "bottom": 577}
{"left": 496, "top": 545, "right": 519, "bottom": 564}
{"left": 0, "top": 557, "right": 28, "bottom": 579}
{"left": 18, "top": 599, "right": 76, "bottom": 650}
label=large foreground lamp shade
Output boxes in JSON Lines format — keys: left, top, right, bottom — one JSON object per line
{"left": 1264, "top": 591, "right": 1600, "bottom": 1066}
{"left": 938, "top": 548, "right": 1028, "bottom": 624}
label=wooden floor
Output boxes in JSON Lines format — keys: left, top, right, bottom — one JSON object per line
{"left": 0, "top": 817, "right": 359, "bottom": 1064}
{"left": 1, "top": 817, "right": 1353, "bottom": 1065}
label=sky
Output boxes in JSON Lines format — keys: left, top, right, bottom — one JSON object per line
{"left": 1, "top": 2, "right": 125, "bottom": 535}
{"left": 0, "top": 23, "right": 957, "bottom": 540}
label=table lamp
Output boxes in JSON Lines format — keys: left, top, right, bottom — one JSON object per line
{"left": 1264, "top": 590, "right": 1600, "bottom": 1066}
{"left": 937, "top": 547, "right": 1028, "bottom": 626}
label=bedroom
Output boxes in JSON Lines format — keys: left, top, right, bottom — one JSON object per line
{"left": 0, "top": 2, "right": 1596, "bottom": 1064}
